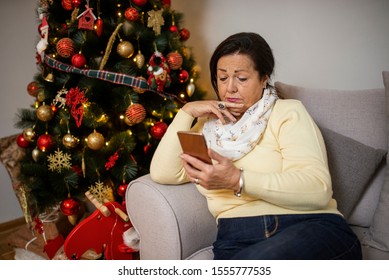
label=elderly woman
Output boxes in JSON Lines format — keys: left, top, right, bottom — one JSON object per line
{"left": 150, "top": 32, "right": 362, "bottom": 260}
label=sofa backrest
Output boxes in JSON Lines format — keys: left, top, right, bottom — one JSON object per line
{"left": 275, "top": 82, "right": 387, "bottom": 150}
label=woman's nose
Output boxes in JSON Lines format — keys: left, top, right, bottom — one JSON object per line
{"left": 227, "top": 79, "right": 238, "bottom": 93}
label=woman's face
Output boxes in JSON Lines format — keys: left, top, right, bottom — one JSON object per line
{"left": 217, "top": 53, "right": 268, "bottom": 119}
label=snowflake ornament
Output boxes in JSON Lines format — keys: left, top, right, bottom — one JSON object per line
{"left": 47, "top": 148, "right": 72, "bottom": 173}
{"left": 88, "top": 180, "right": 110, "bottom": 203}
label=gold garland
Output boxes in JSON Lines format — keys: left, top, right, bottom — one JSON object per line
{"left": 19, "top": 184, "right": 32, "bottom": 225}
{"left": 70, "top": 8, "right": 80, "bottom": 23}
{"left": 99, "top": 22, "right": 124, "bottom": 70}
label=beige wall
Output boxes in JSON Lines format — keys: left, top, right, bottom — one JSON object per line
{"left": 1, "top": 0, "right": 388, "bottom": 223}
{"left": 172, "top": 0, "right": 389, "bottom": 98}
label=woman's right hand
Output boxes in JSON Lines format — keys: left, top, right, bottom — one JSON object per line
{"left": 181, "top": 100, "right": 243, "bottom": 124}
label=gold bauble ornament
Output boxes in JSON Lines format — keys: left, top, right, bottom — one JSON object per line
{"left": 87, "top": 130, "right": 105, "bottom": 150}
{"left": 32, "top": 147, "right": 42, "bottom": 162}
{"left": 62, "top": 133, "right": 80, "bottom": 149}
{"left": 182, "top": 47, "right": 191, "bottom": 58}
{"left": 36, "top": 104, "right": 54, "bottom": 122}
{"left": 186, "top": 82, "right": 195, "bottom": 97}
{"left": 37, "top": 90, "right": 46, "bottom": 102}
{"left": 134, "top": 51, "right": 145, "bottom": 69}
{"left": 67, "top": 214, "right": 78, "bottom": 226}
{"left": 23, "top": 128, "right": 36, "bottom": 142}
{"left": 117, "top": 40, "right": 134, "bottom": 58}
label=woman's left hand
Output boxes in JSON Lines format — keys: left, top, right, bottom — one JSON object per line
{"left": 180, "top": 148, "right": 241, "bottom": 192}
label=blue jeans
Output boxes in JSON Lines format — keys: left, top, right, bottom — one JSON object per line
{"left": 213, "top": 214, "right": 362, "bottom": 260}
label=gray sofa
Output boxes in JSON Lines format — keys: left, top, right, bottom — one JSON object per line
{"left": 125, "top": 71, "right": 389, "bottom": 260}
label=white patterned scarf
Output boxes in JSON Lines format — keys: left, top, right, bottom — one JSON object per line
{"left": 202, "top": 87, "right": 278, "bottom": 161}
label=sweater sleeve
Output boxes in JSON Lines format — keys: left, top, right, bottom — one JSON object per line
{"left": 150, "top": 109, "right": 200, "bottom": 184}
{"left": 243, "top": 100, "right": 333, "bottom": 211}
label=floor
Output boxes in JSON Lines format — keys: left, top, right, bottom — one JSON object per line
{"left": 0, "top": 217, "right": 26, "bottom": 260}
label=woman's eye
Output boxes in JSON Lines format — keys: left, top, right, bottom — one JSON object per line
{"left": 219, "top": 77, "right": 227, "bottom": 82}
{"left": 238, "top": 77, "right": 247, "bottom": 82}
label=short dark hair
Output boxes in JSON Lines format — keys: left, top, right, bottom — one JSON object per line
{"left": 209, "top": 32, "right": 275, "bottom": 96}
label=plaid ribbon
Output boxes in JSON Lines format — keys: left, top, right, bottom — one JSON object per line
{"left": 44, "top": 54, "right": 148, "bottom": 90}
{"left": 43, "top": 54, "right": 183, "bottom": 101}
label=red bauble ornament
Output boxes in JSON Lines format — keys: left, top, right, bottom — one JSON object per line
{"left": 71, "top": 0, "right": 82, "bottom": 7}
{"left": 72, "top": 165, "right": 83, "bottom": 177}
{"left": 16, "top": 134, "right": 30, "bottom": 148}
{"left": 62, "top": 0, "right": 73, "bottom": 10}
{"left": 56, "top": 38, "right": 76, "bottom": 58}
{"left": 37, "top": 134, "right": 54, "bottom": 152}
{"left": 71, "top": 53, "right": 87, "bottom": 68}
{"left": 166, "top": 52, "right": 183, "bottom": 70}
{"left": 51, "top": 104, "right": 58, "bottom": 113}
{"left": 143, "top": 143, "right": 153, "bottom": 155}
{"left": 125, "top": 104, "right": 146, "bottom": 125}
{"left": 169, "top": 25, "right": 178, "bottom": 33}
{"left": 95, "top": 18, "right": 103, "bottom": 37}
{"left": 60, "top": 197, "right": 80, "bottom": 216}
{"left": 133, "top": 0, "right": 147, "bottom": 6}
{"left": 124, "top": 7, "right": 139, "bottom": 21}
{"left": 117, "top": 184, "right": 128, "bottom": 197}
{"left": 27, "top": 81, "right": 40, "bottom": 97}
{"left": 179, "top": 28, "right": 190, "bottom": 41}
{"left": 162, "top": 0, "right": 171, "bottom": 8}
{"left": 178, "top": 70, "right": 189, "bottom": 83}
{"left": 150, "top": 122, "right": 168, "bottom": 140}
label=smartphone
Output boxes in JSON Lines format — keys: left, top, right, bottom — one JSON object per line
{"left": 177, "top": 131, "right": 212, "bottom": 164}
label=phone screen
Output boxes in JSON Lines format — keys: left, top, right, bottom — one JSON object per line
{"left": 177, "top": 131, "right": 212, "bottom": 164}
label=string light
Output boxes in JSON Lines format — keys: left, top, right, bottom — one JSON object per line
{"left": 117, "top": 4, "right": 122, "bottom": 17}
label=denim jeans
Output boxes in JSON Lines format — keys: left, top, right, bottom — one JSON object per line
{"left": 213, "top": 214, "right": 362, "bottom": 260}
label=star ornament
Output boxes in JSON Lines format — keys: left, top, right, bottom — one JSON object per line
{"left": 147, "top": 9, "right": 165, "bottom": 35}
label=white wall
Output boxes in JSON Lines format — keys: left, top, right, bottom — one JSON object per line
{"left": 0, "top": 0, "right": 37, "bottom": 223}
{"left": 1, "top": 0, "right": 388, "bottom": 223}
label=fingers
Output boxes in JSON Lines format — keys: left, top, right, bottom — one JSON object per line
{"left": 207, "top": 148, "right": 225, "bottom": 163}
{"left": 181, "top": 149, "right": 234, "bottom": 189}
{"left": 182, "top": 100, "right": 243, "bottom": 123}
{"left": 180, "top": 153, "right": 207, "bottom": 176}
{"left": 212, "top": 101, "right": 244, "bottom": 124}
{"left": 180, "top": 152, "right": 214, "bottom": 186}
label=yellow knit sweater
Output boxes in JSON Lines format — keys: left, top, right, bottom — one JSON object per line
{"left": 150, "top": 99, "right": 341, "bottom": 220}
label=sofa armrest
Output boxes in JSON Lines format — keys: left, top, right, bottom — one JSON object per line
{"left": 125, "top": 174, "right": 217, "bottom": 260}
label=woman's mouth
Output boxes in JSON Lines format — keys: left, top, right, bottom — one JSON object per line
{"left": 226, "top": 98, "right": 241, "bottom": 103}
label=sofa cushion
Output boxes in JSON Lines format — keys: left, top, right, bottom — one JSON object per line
{"left": 275, "top": 81, "right": 388, "bottom": 253}
{"left": 347, "top": 165, "right": 386, "bottom": 227}
{"left": 367, "top": 71, "right": 389, "bottom": 252}
{"left": 319, "top": 126, "right": 386, "bottom": 219}
{"left": 185, "top": 246, "right": 214, "bottom": 260}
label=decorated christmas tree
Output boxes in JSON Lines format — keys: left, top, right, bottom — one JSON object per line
{"left": 14, "top": 0, "right": 205, "bottom": 226}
